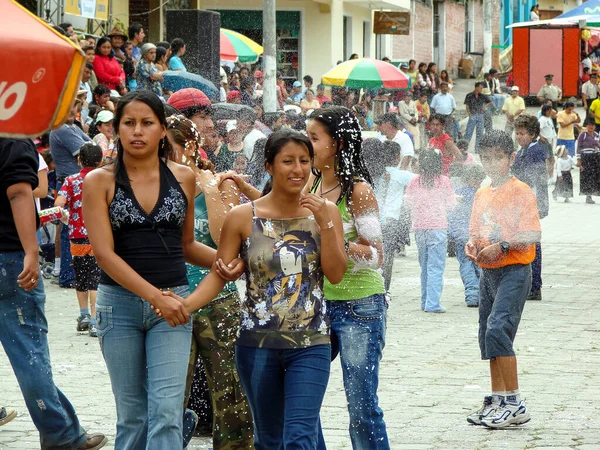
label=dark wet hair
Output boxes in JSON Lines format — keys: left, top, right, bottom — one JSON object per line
{"left": 474, "top": 81, "right": 484, "bottom": 88}
{"left": 156, "top": 46, "right": 167, "bottom": 62}
{"left": 170, "top": 38, "right": 186, "bottom": 60}
{"left": 79, "top": 143, "right": 103, "bottom": 168}
{"left": 95, "top": 37, "right": 113, "bottom": 58}
{"left": 541, "top": 104, "right": 553, "bottom": 116}
{"left": 303, "top": 75, "right": 313, "bottom": 84}
{"left": 82, "top": 45, "right": 95, "bottom": 53}
{"left": 85, "top": 62, "right": 94, "bottom": 70}
{"left": 462, "top": 164, "right": 486, "bottom": 186}
{"left": 418, "top": 148, "right": 443, "bottom": 189}
{"left": 478, "top": 130, "right": 515, "bottom": 156}
{"left": 156, "top": 41, "right": 171, "bottom": 51}
{"left": 456, "top": 139, "right": 469, "bottom": 151}
{"left": 112, "top": 90, "right": 172, "bottom": 177}
{"left": 429, "top": 113, "right": 447, "bottom": 125}
{"left": 308, "top": 106, "right": 373, "bottom": 206}
{"left": 514, "top": 114, "right": 540, "bottom": 138}
{"left": 584, "top": 118, "right": 596, "bottom": 127}
{"left": 426, "top": 62, "right": 436, "bottom": 74}
{"left": 58, "top": 22, "right": 72, "bottom": 31}
{"left": 93, "top": 84, "right": 111, "bottom": 102}
{"left": 382, "top": 140, "right": 402, "bottom": 168}
{"left": 418, "top": 63, "right": 427, "bottom": 73}
{"left": 362, "top": 138, "right": 385, "bottom": 180}
{"left": 261, "top": 129, "right": 313, "bottom": 195}
{"left": 128, "top": 23, "right": 144, "bottom": 40}
{"left": 564, "top": 101, "right": 575, "bottom": 109}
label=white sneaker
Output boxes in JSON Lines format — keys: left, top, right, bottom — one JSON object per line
{"left": 467, "top": 396, "right": 497, "bottom": 425}
{"left": 481, "top": 400, "right": 531, "bottom": 428}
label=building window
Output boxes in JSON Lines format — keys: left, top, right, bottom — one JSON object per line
{"left": 363, "top": 21, "right": 371, "bottom": 57}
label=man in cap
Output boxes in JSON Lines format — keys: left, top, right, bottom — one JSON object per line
{"left": 430, "top": 81, "right": 457, "bottom": 139}
{"left": 502, "top": 86, "right": 526, "bottom": 136}
{"left": 108, "top": 27, "right": 128, "bottom": 62}
{"left": 286, "top": 81, "right": 305, "bottom": 105}
{"left": 537, "top": 74, "right": 562, "bottom": 106}
{"left": 375, "top": 112, "right": 415, "bottom": 169}
{"left": 582, "top": 72, "right": 600, "bottom": 121}
{"left": 168, "top": 89, "right": 219, "bottom": 162}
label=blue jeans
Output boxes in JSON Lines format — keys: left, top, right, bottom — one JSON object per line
{"left": 0, "top": 252, "right": 87, "bottom": 449}
{"left": 96, "top": 284, "right": 192, "bottom": 450}
{"left": 415, "top": 229, "right": 448, "bottom": 312}
{"left": 455, "top": 239, "right": 481, "bottom": 305}
{"left": 465, "top": 114, "right": 485, "bottom": 152}
{"left": 318, "top": 295, "right": 389, "bottom": 450}
{"left": 491, "top": 94, "right": 505, "bottom": 111}
{"left": 235, "top": 344, "right": 330, "bottom": 450}
{"left": 531, "top": 242, "right": 542, "bottom": 292}
{"left": 56, "top": 181, "right": 75, "bottom": 287}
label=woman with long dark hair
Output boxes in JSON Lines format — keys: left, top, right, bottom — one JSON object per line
{"left": 156, "top": 128, "right": 347, "bottom": 448}
{"left": 92, "top": 36, "right": 125, "bottom": 93}
{"left": 83, "top": 90, "right": 242, "bottom": 449}
{"left": 306, "top": 106, "right": 390, "bottom": 450}
{"left": 169, "top": 38, "right": 188, "bottom": 72}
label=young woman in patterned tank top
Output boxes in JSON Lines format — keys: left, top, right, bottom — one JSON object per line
{"left": 83, "top": 91, "right": 243, "bottom": 449}
{"left": 157, "top": 129, "right": 348, "bottom": 448}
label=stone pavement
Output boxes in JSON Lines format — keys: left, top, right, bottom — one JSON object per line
{"left": 2, "top": 101, "right": 600, "bottom": 450}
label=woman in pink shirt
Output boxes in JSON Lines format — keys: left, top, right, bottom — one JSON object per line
{"left": 405, "top": 148, "right": 456, "bottom": 313}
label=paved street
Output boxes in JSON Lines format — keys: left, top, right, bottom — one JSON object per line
{"left": 2, "top": 92, "right": 600, "bottom": 449}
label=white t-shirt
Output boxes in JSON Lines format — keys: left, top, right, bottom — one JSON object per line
{"left": 530, "top": 11, "right": 539, "bottom": 21}
{"left": 243, "top": 128, "right": 267, "bottom": 161}
{"left": 539, "top": 116, "right": 557, "bottom": 141}
{"left": 376, "top": 130, "right": 415, "bottom": 164}
{"left": 36, "top": 153, "right": 48, "bottom": 212}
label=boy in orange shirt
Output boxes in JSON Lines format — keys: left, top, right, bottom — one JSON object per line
{"left": 465, "top": 130, "right": 541, "bottom": 428}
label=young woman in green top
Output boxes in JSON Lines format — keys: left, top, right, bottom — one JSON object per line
{"left": 306, "top": 106, "right": 390, "bottom": 450}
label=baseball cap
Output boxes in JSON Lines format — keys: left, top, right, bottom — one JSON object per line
{"left": 544, "top": 74, "right": 553, "bottom": 79}
{"left": 226, "top": 90, "right": 241, "bottom": 102}
{"left": 96, "top": 110, "right": 114, "bottom": 124}
{"left": 511, "top": 86, "right": 519, "bottom": 91}
{"left": 167, "top": 88, "right": 211, "bottom": 110}
{"left": 293, "top": 81, "right": 302, "bottom": 88}
{"left": 375, "top": 112, "right": 400, "bottom": 128}
{"left": 592, "top": 72, "right": 598, "bottom": 78}
{"left": 254, "top": 70, "right": 263, "bottom": 79}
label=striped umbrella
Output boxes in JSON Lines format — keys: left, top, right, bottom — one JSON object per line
{"left": 220, "top": 28, "right": 263, "bottom": 63}
{"left": 321, "top": 58, "right": 410, "bottom": 90}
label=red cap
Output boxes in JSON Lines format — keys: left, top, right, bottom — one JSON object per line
{"left": 167, "top": 88, "right": 211, "bottom": 110}
{"left": 227, "top": 90, "right": 241, "bottom": 102}
{"left": 254, "top": 70, "right": 263, "bottom": 79}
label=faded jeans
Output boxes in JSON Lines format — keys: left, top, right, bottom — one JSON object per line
{"left": 455, "top": 239, "right": 481, "bottom": 305}
{"left": 96, "top": 284, "right": 192, "bottom": 450}
{"left": 0, "top": 252, "right": 87, "bottom": 449}
{"left": 317, "top": 295, "right": 389, "bottom": 450}
{"left": 415, "top": 229, "right": 448, "bottom": 312}
{"left": 465, "top": 114, "right": 485, "bottom": 152}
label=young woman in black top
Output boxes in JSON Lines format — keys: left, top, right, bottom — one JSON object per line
{"left": 83, "top": 90, "right": 242, "bottom": 449}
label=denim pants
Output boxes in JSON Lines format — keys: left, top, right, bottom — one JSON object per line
{"left": 0, "top": 252, "right": 87, "bottom": 449}
{"left": 415, "top": 229, "right": 448, "bottom": 312}
{"left": 455, "top": 239, "right": 481, "bottom": 305}
{"left": 96, "top": 284, "right": 192, "bottom": 450}
{"left": 235, "top": 344, "right": 330, "bottom": 450}
{"left": 317, "top": 295, "right": 389, "bottom": 450}
{"left": 465, "top": 114, "right": 485, "bottom": 152}
{"left": 56, "top": 181, "right": 75, "bottom": 287}
{"left": 531, "top": 242, "right": 542, "bottom": 292}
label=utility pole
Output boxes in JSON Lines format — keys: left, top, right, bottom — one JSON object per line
{"left": 263, "top": 0, "right": 277, "bottom": 113}
{"left": 483, "top": 0, "right": 493, "bottom": 74}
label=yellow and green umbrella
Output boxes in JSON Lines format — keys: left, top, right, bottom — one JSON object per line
{"left": 321, "top": 58, "right": 410, "bottom": 90}
{"left": 220, "top": 28, "right": 263, "bottom": 63}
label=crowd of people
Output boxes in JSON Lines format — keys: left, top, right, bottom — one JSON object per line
{"left": 2, "top": 16, "right": 600, "bottom": 450}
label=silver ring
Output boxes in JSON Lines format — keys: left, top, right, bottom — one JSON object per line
{"left": 31, "top": 278, "right": 37, "bottom": 283}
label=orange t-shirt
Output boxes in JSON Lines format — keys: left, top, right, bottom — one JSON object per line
{"left": 469, "top": 177, "right": 541, "bottom": 269}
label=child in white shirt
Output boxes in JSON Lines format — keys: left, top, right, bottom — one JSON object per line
{"left": 552, "top": 145, "right": 575, "bottom": 202}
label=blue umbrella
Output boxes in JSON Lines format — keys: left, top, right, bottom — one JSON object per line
{"left": 162, "top": 71, "right": 219, "bottom": 99}
{"left": 554, "top": 0, "right": 600, "bottom": 21}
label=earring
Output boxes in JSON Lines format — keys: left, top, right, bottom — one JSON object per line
{"left": 159, "top": 138, "right": 165, "bottom": 153}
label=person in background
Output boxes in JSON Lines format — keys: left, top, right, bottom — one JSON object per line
{"left": 136, "top": 43, "right": 164, "bottom": 98}
{"left": 552, "top": 145, "right": 575, "bottom": 202}
{"left": 416, "top": 90, "right": 431, "bottom": 149}
{"left": 239, "top": 79, "right": 255, "bottom": 107}
{"left": 55, "top": 143, "right": 103, "bottom": 337}
{"left": 375, "top": 112, "right": 415, "bottom": 169}
{"left": 214, "top": 120, "right": 245, "bottom": 173}
{"left": 556, "top": 101, "right": 581, "bottom": 157}
{"left": 93, "top": 37, "right": 125, "bottom": 94}
{"left": 448, "top": 164, "right": 486, "bottom": 307}
{"left": 428, "top": 114, "right": 462, "bottom": 176}
{"left": 90, "top": 84, "right": 115, "bottom": 114}
{"left": 91, "top": 110, "right": 116, "bottom": 165}
{"left": 537, "top": 74, "right": 562, "bottom": 108}
{"left": 300, "top": 89, "right": 320, "bottom": 113}
{"left": 575, "top": 119, "right": 600, "bottom": 204}
{"left": 226, "top": 90, "right": 241, "bottom": 104}
{"left": 465, "top": 130, "right": 540, "bottom": 429}
{"left": 405, "top": 59, "right": 418, "bottom": 89}
{"left": 349, "top": 53, "right": 359, "bottom": 60}
{"left": 405, "top": 148, "right": 456, "bottom": 313}
{"left": 530, "top": 4, "right": 540, "bottom": 21}
{"left": 0, "top": 137, "right": 108, "bottom": 449}
{"left": 315, "top": 84, "right": 331, "bottom": 106}
{"left": 502, "top": 86, "right": 525, "bottom": 137}
{"left": 286, "top": 81, "right": 305, "bottom": 105}
{"left": 128, "top": 22, "right": 145, "bottom": 62}
{"left": 107, "top": 27, "right": 127, "bottom": 63}
{"left": 122, "top": 41, "right": 137, "bottom": 92}
{"left": 302, "top": 75, "right": 314, "bottom": 94}
{"left": 156, "top": 41, "right": 172, "bottom": 60}
{"left": 488, "top": 69, "right": 506, "bottom": 112}
{"left": 155, "top": 46, "right": 169, "bottom": 72}
{"left": 512, "top": 114, "right": 551, "bottom": 301}
{"left": 430, "top": 82, "right": 457, "bottom": 139}
{"left": 398, "top": 91, "right": 421, "bottom": 150}
{"left": 464, "top": 82, "right": 493, "bottom": 152}
{"left": 581, "top": 72, "right": 599, "bottom": 122}
{"left": 439, "top": 69, "right": 454, "bottom": 92}
{"left": 169, "top": 38, "right": 187, "bottom": 72}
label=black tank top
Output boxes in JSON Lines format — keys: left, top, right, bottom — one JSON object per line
{"left": 99, "top": 159, "right": 189, "bottom": 288}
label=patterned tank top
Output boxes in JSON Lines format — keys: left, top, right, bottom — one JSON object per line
{"left": 238, "top": 202, "right": 329, "bottom": 349}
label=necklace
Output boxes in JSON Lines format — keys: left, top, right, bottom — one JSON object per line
{"left": 320, "top": 181, "right": 340, "bottom": 197}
